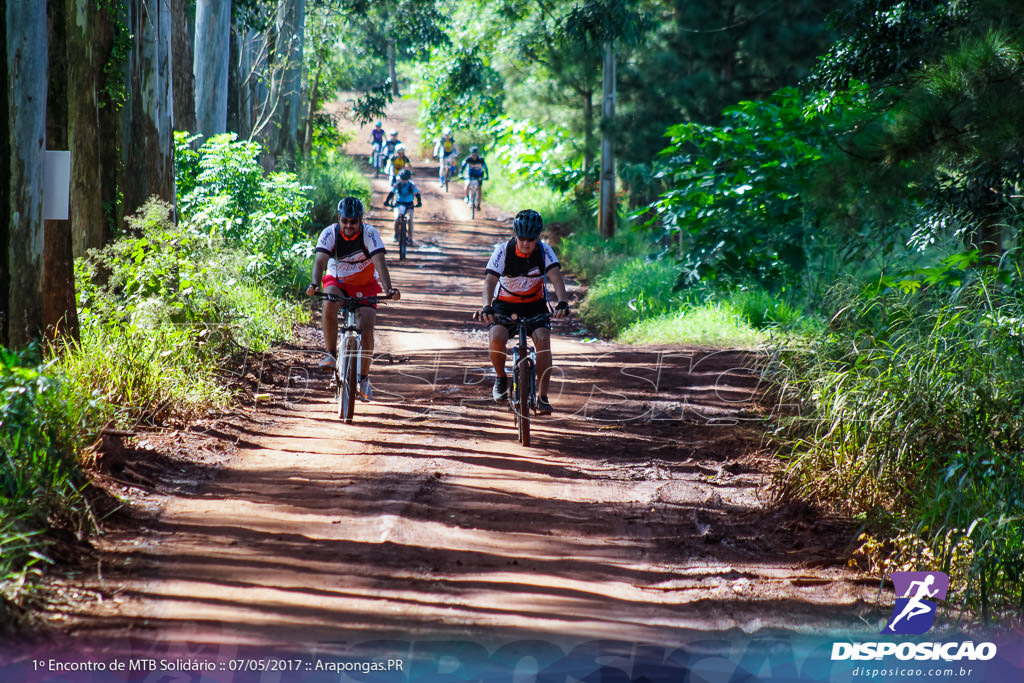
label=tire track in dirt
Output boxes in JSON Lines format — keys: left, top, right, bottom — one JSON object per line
{"left": 51, "top": 97, "right": 884, "bottom": 651}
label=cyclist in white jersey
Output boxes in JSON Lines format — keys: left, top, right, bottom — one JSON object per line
{"left": 479, "top": 209, "right": 570, "bottom": 415}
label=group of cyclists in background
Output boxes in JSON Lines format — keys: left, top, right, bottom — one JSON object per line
{"left": 369, "top": 122, "right": 489, "bottom": 207}
{"left": 304, "top": 121, "right": 569, "bottom": 419}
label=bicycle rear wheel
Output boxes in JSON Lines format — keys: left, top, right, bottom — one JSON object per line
{"left": 516, "top": 357, "right": 531, "bottom": 446}
{"left": 339, "top": 336, "right": 358, "bottom": 422}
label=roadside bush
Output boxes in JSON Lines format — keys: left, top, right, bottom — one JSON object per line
{"left": 174, "top": 132, "right": 312, "bottom": 294}
{"left": 1, "top": 347, "right": 97, "bottom": 608}
{"left": 774, "top": 259, "right": 1024, "bottom": 623}
{"left": 68, "top": 199, "right": 301, "bottom": 427}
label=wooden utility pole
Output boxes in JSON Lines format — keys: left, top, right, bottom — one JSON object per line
{"left": 598, "top": 41, "right": 616, "bottom": 239}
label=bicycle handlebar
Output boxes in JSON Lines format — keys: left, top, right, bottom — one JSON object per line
{"left": 313, "top": 291, "right": 396, "bottom": 306}
{"left": 492, "top": 312, "right": 550, "bottom": 328}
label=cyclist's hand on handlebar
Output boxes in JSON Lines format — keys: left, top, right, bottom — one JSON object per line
{"left": 305, "top": 283, "right": 318, "bottom": 297}
{"left": 387, "top": 287, "right": 401, "bottom": 301}
{"left": 553, "top": 300, "right": 570, "bottom": 318}
{"left": 479, "top": 305, "right": 496, "bottom": 324}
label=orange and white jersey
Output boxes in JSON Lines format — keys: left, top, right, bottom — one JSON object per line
{"left": 315, "top": 223, "right": 386, "bottom": 288}
{"left": 486, "top": 238, "right": 560, "bottom": 303}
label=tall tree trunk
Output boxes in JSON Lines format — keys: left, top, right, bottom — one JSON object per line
{"left": 274, "top": 0, "right": 304, "bottom": 167}
{"left": 172, "top": 0, "right": 196, "bottom": 134}
{"left": 6, "top": 2, "right": 48, "bottom": 346}
{"left": 67, "top": 0, "right": 113, "bottom": 256}
{"left": 302, "top": 66, "right": 321, "bottom": 158}
{"left": 227, "top": 21, "right": 242, "bottom": 135}
{"left": 120, "top": 0, "right": 175, "bottom": 229}
{"left": 0, "top": 2, "right": 9, "bottom": 347}
{"left": 599, "top": 42, "right": 616, "bottom": 239}
{"left": 582, "top": 89, "right": 594, "bottom": 179}
{"left": 46, "top": 0, "right": 80, "bottom": 345}
{"left": 194, "top": 0, "right": 230, "bottom": 138}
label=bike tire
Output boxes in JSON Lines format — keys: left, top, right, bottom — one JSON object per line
{"left": 443, "top": 168, "right": 449, "bottom": 193}
{"left": 471, "top": 191, "right": 476, "bottom": 220}
{"left": 340, "top": 336, "right": 358, "bottom": 423}
{"left": 517, "top": 357, "right": 531, "bottom": 446}
{"left": 398, "top": 217, "right": 407, "bottom": 260}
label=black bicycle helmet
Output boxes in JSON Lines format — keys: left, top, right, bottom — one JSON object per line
{"left": 469, "top": 146, "right": 480, "bottom": 154}
{"left": 513, "top": 209, "right": 543, "bottom": 239}
{"left": 399, "top": 168, "right": 412, "bottom": 180}
{"left": 337, "top": 197, "right": 364, "bottom": 220}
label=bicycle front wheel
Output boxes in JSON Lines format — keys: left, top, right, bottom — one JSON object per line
{"left": 339, "top": 336, "right": 358, "bottom": 422}
{"left": 398, "top": 217, "right": 407, "bottom": 260}
{"left": 516, "top": 358, "right": 532, "bottom": 446}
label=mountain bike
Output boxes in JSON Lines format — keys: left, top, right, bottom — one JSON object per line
{"left": 466, "top": 178, "right": 481, "bottom": 219}
{"left": 316, "top": 291, "right": 394, "bottom": 423}
{"left": 371, "top": 141, "right": 383, "bottom": 177}
{"left": 495, "top": 312, "right": 550, "bottom": 446}
{"left": 386, "top": 202, "right": 411, "bottom": 260}
{"left": 442, "top": 157, "right": 456, "bottom": 192}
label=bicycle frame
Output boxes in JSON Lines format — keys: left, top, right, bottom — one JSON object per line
{"left": 467, "top": 178, "right": 481, "bottom": 218}
{"left": 315, "top": 292, "right": 391, "bottom": 423}
{"left": 495, "top": 312, "right": 549, "bottom": 446}
{"left": 392, "top": 203, "right": 410, "bottom": 260}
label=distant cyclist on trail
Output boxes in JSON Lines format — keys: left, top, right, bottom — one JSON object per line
{"left": 382, "top": 128, "right": 401, "bottom": 161}
{"left": 479, "top": 209, "right": 570, "bottom": 415}
{"left": 386, "top": 144, "right": 411, "bottom": 186}
{"left": 384, "top": 169, "right": 423, "bottom": 245}
{"left": 460, "top": 146, "right": 489, "bottom": 208}
{"left": 305, "top": 197, "right": 400, "bottom": 401}
{"left": 368, "top": 121, "right": 385, "bottom": 163}
{"left": 433, "top": 126, "right": 458, "bottom": 185}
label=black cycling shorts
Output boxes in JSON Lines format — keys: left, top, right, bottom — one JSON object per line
{"left": 491, "top": 299, "right": 550, "bottom": 334}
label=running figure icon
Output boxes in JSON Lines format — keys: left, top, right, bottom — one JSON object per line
{"left": 882, "top": 571, "right": 949, "bottom": 634}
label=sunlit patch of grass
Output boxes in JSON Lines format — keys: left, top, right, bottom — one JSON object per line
{"left": 618, "top": 304, "right": 770, "bottom": 348}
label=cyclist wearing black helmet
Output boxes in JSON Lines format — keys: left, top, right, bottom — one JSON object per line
{"left": 459, "top": 146, "right": 489, "bottom": 208}
{"left": 480, "top": 209, "right": 570, "bottom": 415}
{"left": 306, "top": 197, "right": 401, "bottom": 401}
{"left": 384, "top": 168, "right": 423, "bottom": 245}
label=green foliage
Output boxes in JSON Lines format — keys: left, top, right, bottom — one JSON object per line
{"left": 416, "top": 45, "right": 505, "bottom": 137}
{"left": 1, "top": 347, "right": 96, "bottom": 607}
{"left": 645, "top": 87, "right": 871, "bottom": 290}
{"left": 297, "top": 149, "right": 371, "bottom": 232}
{"left": 489, "top": 117, "right": 584, "bottom": 194}
{"left": 70, "top": 199, "right": 300, "bottom": 427}
{"left": 774, "top": 261, "right": 1024, "bottom": 621}
{"left": 174, "top": 132, "right": 312, "bottom": 293}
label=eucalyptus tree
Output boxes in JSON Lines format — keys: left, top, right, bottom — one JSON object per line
{"left": 194, "top": 0, "right": 232, "bottom": 137}
{"left": 120, "top": 0, "right": 176, "bottom": 225}
{"left": 3, "top": 2, "right": 48, "bottom": 346}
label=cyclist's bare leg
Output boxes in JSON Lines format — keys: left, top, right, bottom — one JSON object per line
{"left": 477, "top": 182, "right": 483, "bottom": 208}
{"left": 531, "top": 327, "right": 553, "bottom": 395}
{"left": 321, "top": 284, "right": 343, "bottom": 355}
{"left": 356, "top": 306, "right": 377, "bottom": 376}
{"left": 407, "top": 207, "right": 415, "bottom": 243}
{"left": 488, "top": 325, "right": 510, "bottom": 376}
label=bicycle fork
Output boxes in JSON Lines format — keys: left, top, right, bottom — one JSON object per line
{"left": 509, "top": 339, "right": 536, "bottom": 416}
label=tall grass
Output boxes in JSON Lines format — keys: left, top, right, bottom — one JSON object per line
{"left": 1, "top": 347, "right": 97, "bottom": 606}
{"left": 773, "top": 269, "right": 1024, "bottom": 622}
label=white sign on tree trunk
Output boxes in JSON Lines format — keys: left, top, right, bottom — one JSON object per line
{"left": 44, "top": 150, "right": 71, "bottom": 221}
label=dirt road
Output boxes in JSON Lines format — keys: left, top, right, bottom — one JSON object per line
{"left": 38, "top": 98, "right": 883, "bottom": 653}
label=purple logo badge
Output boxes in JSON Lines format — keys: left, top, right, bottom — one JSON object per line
{"left": 882, "top": 571, "right": 949, "bottom": 634}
